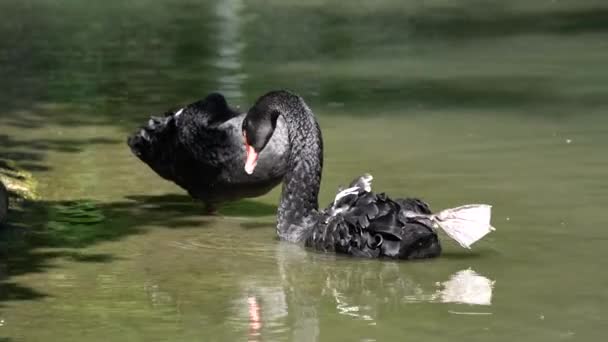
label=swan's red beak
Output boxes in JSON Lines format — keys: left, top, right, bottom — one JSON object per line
{"left": 244, "top": 133, "right": 258, "bottom": 175}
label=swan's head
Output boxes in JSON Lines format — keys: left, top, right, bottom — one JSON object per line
{"left": 242, "top": 99, "right": 281, "bottom": 175}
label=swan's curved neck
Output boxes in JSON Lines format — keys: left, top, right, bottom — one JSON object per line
{"left": 276, "top": 99, "right": 323, "bottom": 242}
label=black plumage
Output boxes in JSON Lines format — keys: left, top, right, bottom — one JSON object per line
{"left": 307, "top": 178, "right": 441, "bottom": 260}
{"left": 241, "top": 91, "right": 441, "bottom": 260}
{"left": 127, "top": 93, "right": 289, "bottom": 209}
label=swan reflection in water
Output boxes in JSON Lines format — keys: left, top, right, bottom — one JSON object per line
{"left": 236, "top": 244, "right": 495, "bottom": 342}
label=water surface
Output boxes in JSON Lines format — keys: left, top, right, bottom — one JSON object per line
{"left": 1, "top": 0, "right": 608, "bottom": 341}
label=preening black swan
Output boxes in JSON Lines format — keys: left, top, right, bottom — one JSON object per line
{"left": 241, "top": 90, "right": 495, "bottom": 260}
{"left": 127, "top": 93, "right": 289, "bottom": 211}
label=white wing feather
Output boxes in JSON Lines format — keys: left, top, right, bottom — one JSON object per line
{"left": 359, "top": 174, "right": 373, "bottom": 192}
{"left": 333, "top": 174, "right": 373, "bottom": 205}
{"left": 333, "top": 187, "right": 360, "bottom": 206}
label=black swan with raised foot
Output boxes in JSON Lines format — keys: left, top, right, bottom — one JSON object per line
{"left": 127, "top": 93, "right": 289, "bottom": 211}
{"left": 241, "top": 91, "right": 495, "bottom": 260}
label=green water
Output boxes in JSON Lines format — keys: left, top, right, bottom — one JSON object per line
{"left": 1, "top": 0, "right": 608, "bottom": 341}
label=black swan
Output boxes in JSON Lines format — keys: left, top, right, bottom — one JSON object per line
{"left": 127, "top": 93, "right": 289, "bottom": 212}
{"left": 241, "top": 90, "right": 495, "bottom": 260}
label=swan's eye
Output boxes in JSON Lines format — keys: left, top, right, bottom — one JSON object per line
{"left": 243, "top": 131, "right": 249, "bottom": 146}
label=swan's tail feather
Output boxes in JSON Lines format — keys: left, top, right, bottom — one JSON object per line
{"left": 127, "top": 115, "right": 178, "bottom": 180}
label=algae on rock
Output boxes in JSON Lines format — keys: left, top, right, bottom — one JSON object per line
{"left": 0, "top": 159, "right": 39, "bottom": 204}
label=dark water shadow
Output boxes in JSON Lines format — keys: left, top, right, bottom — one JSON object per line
{"left": 0, "top": 193, "right": 276, "bottom": 304}
{"left": 0, "top": 134, "right": 120, "bottom": 173}
{"left": 220, "top": 200, "right": 277, "bottom": 217}
{"left": 440, "top": 251, "right": 484, "bottom": 260}
{"left": 0, "top": 282, "right": 46, "bottom": 303}
{"left": 441, "top": 247, "right": 500, "bottom": 260}
{"left": 2, "top": 3, "right": 607, "bottom": 137}
{"left": 124, "top": 194, "right": 277, "bottom": 218}
{"left": 240, "top": 221, "right": 273, "bottom": 230}
{"left": 302, "top": 4, "right": 608, "bottom": 43}
{"left": 312, "top": 75, "right": 608, "bottom": 116}
{"left": 405, "top": 6, "right": 608, "bottom": 40}
{"left": 0, "top": 135, "right": 118, "bottom": 153}
{"left": 0, "top": 0, "right": 607, "bottom": 132}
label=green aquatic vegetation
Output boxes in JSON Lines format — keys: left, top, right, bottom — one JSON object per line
{"left": 48, "top": 201, "right": 106, "bottom": 225}
{"left": 43, "top": 200, "right": 108, "bottom": 247}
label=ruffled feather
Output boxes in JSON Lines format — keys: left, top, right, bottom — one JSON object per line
{"left": 305, "top": 175, "right": 441, "bottom": 260}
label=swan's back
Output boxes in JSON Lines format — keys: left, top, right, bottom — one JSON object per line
{"left": 306, "top": 175, "right": 442, "bottom": 260}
